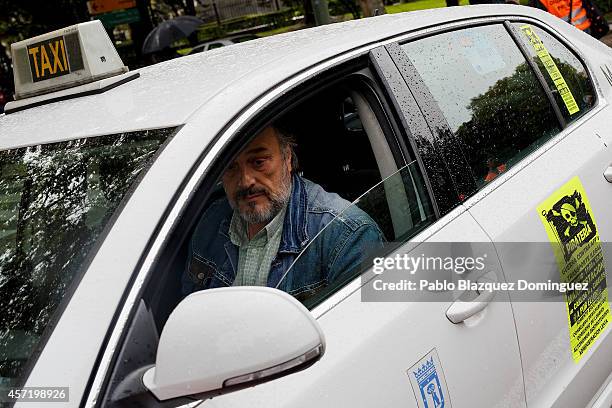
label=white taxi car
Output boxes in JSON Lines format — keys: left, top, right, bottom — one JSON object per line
{"left": 1, "top": 5, "right": 612, "bottom": 408}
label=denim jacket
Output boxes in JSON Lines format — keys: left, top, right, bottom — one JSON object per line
{"left": 183, "top": 174, "right": 384, "bottom": 299}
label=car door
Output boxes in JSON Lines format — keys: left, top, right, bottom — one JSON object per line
{"left": 197, "top": 46, "right": 526, "bottom": 408}
{"left": 200, "top": 171, "right": 525, "bottom": 408}
{"left": 393, "top": 18, "right": 612, "bottom": 407}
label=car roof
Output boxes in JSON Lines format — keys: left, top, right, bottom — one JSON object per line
{"left": 0, "top": 5, "right": 557, "bottom": 150}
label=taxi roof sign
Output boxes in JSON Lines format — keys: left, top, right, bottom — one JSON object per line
{"left": 10, "top": 20, "right": 130, "bottom": 102}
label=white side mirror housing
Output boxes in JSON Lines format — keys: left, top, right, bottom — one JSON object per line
{"left": 142, "top": 287, "right": 325, "bottom": 401}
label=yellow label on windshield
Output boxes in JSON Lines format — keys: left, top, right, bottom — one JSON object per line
{"left": 520, "top": 25, "right": 580, "bottom": 116}
{"left": 538, "top": 176, "right": 610, "bottom": 362}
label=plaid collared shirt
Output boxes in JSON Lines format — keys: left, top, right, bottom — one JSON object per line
{"left": 229, "top": 203, "right": 288, "bottom": 286}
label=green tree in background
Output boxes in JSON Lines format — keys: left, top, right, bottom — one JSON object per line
{"left": 455, "top": 58, "right": 590, "bottom": 182}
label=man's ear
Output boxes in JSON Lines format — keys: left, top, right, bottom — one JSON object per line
{"left": 285, "top": 148, "right": 293, "bottom": 173}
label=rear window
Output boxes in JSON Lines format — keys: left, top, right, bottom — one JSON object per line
{"left": 0, "top": 127, "right": 175, "bottom": 387}
{"left": 400, "top": 24, "right": 562, "bottom": 188}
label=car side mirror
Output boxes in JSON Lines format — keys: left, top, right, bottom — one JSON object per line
{"left": 111, "top": 287, "right": 324, "bottom": 406}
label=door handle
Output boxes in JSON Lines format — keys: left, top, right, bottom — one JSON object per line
{"left": 604, "top": 165, "right": 612, "bottom": 183}
{"left": 446, "top": 271, "right": 497, "bottom": 324}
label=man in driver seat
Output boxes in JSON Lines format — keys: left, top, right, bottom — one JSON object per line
{"left": 182, "top": 124, "right": 384, "bottom": 300}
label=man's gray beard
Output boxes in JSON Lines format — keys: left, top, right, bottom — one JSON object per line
{"left": 236, "top": 170, "right": 292, "bottom": 225}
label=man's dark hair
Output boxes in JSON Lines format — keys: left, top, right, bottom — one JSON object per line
{"left": 272, "top": 124, "right": 299, "bottom": 173}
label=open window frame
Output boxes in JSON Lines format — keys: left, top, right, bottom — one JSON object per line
{"left": 93, "top": 52, "right": 436, "bottom": 408}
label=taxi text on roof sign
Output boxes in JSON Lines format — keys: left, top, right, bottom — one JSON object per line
{"left": 27, "top": 35, "right": 81, "bottom": 82}
{"left": 10, "top": 20, "right": 129, "bottom": 101}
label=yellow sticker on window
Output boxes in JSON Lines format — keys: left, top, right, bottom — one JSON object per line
{"left": 538, "top": 176, "right": 610, "bottom": 362}
{"left": 520, "top": 25, "right": 580, "bottom": 116}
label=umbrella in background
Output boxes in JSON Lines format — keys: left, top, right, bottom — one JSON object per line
{"left": 142, "top": 15, "right": 204, "bottom": 54}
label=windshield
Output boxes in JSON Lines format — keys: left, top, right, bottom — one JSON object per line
{"left": 278, "top": 162, "right": 435, "bottom": 308}
{"left": 0, "top": 127, "right": 175, "bottom": 387}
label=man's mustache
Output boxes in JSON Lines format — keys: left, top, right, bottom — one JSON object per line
{"left": 235, "top": 186, "right": 268, "bottom": 201}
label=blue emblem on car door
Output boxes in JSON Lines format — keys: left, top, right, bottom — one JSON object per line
{"left": 408, "top": 349, "right": 452, "bottom": 408}
{"left": 415, "top": 357, "right": 444, "bottom": 408}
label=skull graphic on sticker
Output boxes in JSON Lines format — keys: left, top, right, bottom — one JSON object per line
{"left": 541, "top": 189, "right": 597, "bottom": 261}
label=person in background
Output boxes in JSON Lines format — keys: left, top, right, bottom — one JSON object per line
{"left": 529, "top": 0, "right": 593, "bottom": 35}
{"left": 484, "top": 158, "right": 507, "bottom": 183}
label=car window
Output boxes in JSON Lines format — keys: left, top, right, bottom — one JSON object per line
{"left": 278, "top": 162, "right": 435, "bottom": 309}
{"left": 179, "top": 78, "right": 402, "bottom": 296}
{"left": 0, "top": 128, "right": 174, "bottom": 387}
{"left": 401, "top": 24, "right": 562, "bottom": 189}
{"left": 208, "top": 43, "right": 225, "bottom": 50}
{"left": 512, "top": 23, "right": 596, "bottom": 123}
